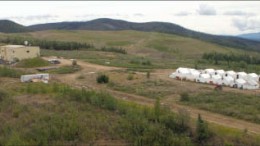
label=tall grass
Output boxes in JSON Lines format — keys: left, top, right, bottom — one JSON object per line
{"left": 0, "top": 66, "right": 22, "bottom": 78}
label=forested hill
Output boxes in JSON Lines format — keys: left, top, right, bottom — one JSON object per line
{"left": 28, "top": 18, "right": 260, "bottom": 52}
{"left": 0, "top": 20, "right": 31, "bottom": 33}
{"left": 1, "top": 18, "right": 260, "bottom": 51}
{"left": 237, "top": 32, "right": 260, "bottom": 42}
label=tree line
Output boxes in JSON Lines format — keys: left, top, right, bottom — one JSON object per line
{"left": 0, "top": 36, "right": 127, "bottom": 54}
{"left": 202, "top": 52, "right": 260, "bottom": 65}
{"left": 0, "top": 36, "right": 93, "bottom": 50}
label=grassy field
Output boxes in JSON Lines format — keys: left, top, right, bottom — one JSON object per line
{"left": 0, "top": 78, "right": 259, "bottom": 145}
{"left": 180, "top": 91, "right": 260, "bottom": 124}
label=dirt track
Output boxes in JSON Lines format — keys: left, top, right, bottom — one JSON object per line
{"left": 45, "top": 57, "right": 260, "bottom": 135}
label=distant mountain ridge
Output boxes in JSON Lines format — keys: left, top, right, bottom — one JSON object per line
{"left": 237, "top": 32, "right": 260, "bottom": 42}
{"left": 1, "top": 18, "right": 260, "bottom": 51}
{"left": 0, "top": 20, "right": 30, "bottom": 33}
{"left": 27, "top": 18, "right": 260, "bottom": 52}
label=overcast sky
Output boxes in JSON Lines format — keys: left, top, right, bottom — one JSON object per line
{"left": 0, "top": 1, "right": 260, "bottom": 35}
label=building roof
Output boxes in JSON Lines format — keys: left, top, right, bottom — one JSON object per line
{"left": 1, "top": 45, "right": 38, "bottom": 49}
{"left": 2, "top": 45, "right": 25, "bottom": 48}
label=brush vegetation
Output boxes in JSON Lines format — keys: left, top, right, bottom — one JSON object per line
{"left": 0, "top": 82, "right": 259, "bottom": 145}
{"left": 16, "top": 57, "right": 49, "bottom": 68}
{"left": 180, "top": 91, "right": 260, "bottom": 124}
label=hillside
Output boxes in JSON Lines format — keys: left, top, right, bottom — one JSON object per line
{"left": 0, "top": 20, "right": 30, "bottom": 33}
{"left": 238, "top": 32, "right": 260, "bottom": 42}
{"left": 16, "top": 30, "right": 258, "bottom": 73}
{"left": 26, "top": 30, "right": 248, "bottom": 59}
{"left": 28, "top": 18, "right": 260, "bottom": 52}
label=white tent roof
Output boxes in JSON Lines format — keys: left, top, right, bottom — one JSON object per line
{"left": 212, "top": 74, "right": 222, "bottom": 80}
{"left": 236, "top": 78, "right": 246, "bottom": 84}
{"left": 216, "top": 70, "right": 225, "bottom": 74}
{"left": 247, "top": 79, "right": 258, "bottom": 85}
{"left": 248, "top": 73, "right": 258, "bottom": 78}
{"left": 224, "top": 76, "right": 234, "bottom": 82}
{"left": 205, "top": 69, "right": 215, "bottom": 73}
{"left": 190, "top": 70, "right": 200, "bottom": 75}
{"left": 226, "top": 70, "right": 236, "bottom": 75}
{"left": 176, "top": 67, "right": 190, "bottom": 74}
{"left": 237, "top": 72, "right": 247, "bottom": 76}
{"left": 201, "top": 74, "right": 210, "bottom": 78}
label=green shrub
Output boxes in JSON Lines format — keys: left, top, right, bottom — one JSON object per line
{"left": 77, "top": 74, "right": 85, "bottom": 79}
{"left": 196, "top": 114, "right": 212, "bottom": 144}
{"left": 96, "top": 74, "right": 109, "bottom": 84}
{"left": 72, "top": 59, "right": 77, "bottom": 66}
{"left": 180, "top": 92, "right": 189, "bottom": 102}
{"left": 127, "top": 74, "right": 134, "bottom": 80}
{"left": 16, "top": 57, "right": 49, "bottom": 68}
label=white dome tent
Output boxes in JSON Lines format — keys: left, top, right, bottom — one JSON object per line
{"left": 223, "top": 76, "right": 235, "bottom": 86}
{"left": 236, "top": 72, "right": 247, "bottom": 80}
{"left": 215, "top": 69, "right": 225, "bottom": 76}
{"left": 225, "top": 70, "right": 236, "bottom": 79}
{"left": 247, "top": 73, "right": 259, "bottom": 82}
{"left": 169, "top": 67, "right": 259, "bottom": 90}
{"left": 196, "top": 73, "right": 210, "bottom": 83}
{"left": 244, "top": 79, "right": 259, "bottom": 90}
{"left": 186, "top": 69, "right": 200, "bottom": 81}
{"left": 170, "top": 67, "right": 190, "bottom": 80}
{"left": 204, "top": 69, "right": 215, "bottom": 75}
{"left": 210, "top": 74, "right": 222, "bottom": 85}
{"left": 234, "top": 78, "right": 247, "bottom": 89}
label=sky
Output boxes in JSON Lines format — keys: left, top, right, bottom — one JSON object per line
{"left": 0, "top": 1, "right": 260, "bottom": 35}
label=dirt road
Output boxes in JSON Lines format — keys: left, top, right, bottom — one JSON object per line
{"left": 48, "top": 57, "right": 260, "bottom": 134}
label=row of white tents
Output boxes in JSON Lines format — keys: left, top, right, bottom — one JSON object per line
{"left": 169, "top": 67, "right": 260, "bottom": 90}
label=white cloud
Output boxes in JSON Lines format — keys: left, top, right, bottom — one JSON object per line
{"left": 133, "top": 13, "right": 144, "bottom": 17}
{"left": 175, "top": 11, "right": 192, "bottom": 16}
{"left": 223, "top": 11, "right": 255, "bottom": 16}
{"left": 232, "top": 17, "right": 260, "bottom": 32}
{"left": 197, "top": 4, "right": 216, "bottom": 15}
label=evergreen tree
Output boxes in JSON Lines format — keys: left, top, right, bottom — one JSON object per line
{"left": 196, "top": 114, "right": 211, "bottom": 144}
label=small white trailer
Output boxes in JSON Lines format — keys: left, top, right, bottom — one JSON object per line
{"left": 21, "top": 73, "right": 49, "bottom": 83}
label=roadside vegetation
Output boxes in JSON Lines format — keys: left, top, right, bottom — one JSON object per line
{"left": 47, "top": 65, "right": 81, "bottom": 74}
